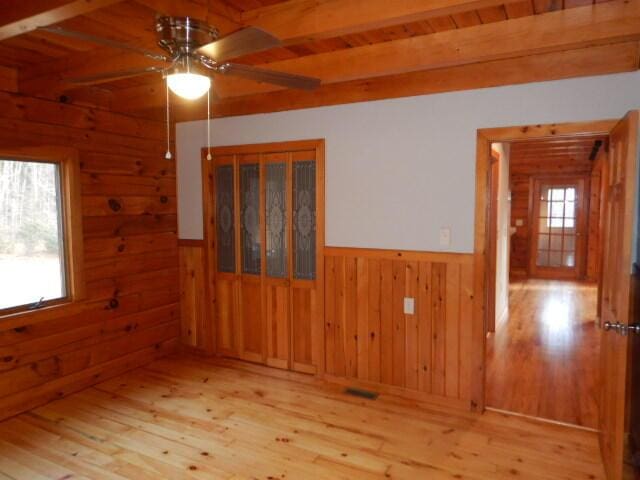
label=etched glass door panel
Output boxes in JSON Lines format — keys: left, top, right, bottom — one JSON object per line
{"left": 240, "top": 163, "right": 261, "bottom": 274}
{"left": 293, "top": 160, "right": 316, "bottom": 280}
{"left": 215, "top": 165, "right": 235, "bottom": 273}
{"left": 266, "top": 162, "right": 287, "bottom": 278}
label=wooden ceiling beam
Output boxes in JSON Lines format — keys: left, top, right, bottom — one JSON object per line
{"left": 13, "top": 0, "right": 243, "bottom": 97}
{"left": 511, "top": 146, "right": 595, "bottom": 153}
{"left": 511, "top": 144, "right": 606, "bottom": 155}
{"left": 0, "top": 0, "right": 123, "bottom": 41}
{"left": 510, "top": 151, "right": 591, "bottom": 159}
{"left": 511, "top": 141, "right": 600, "bottom": 149}
{"left": 511, "top": 154, "right": 593, "bottom": 160}
{"left": 242, "top": 0, "right": 524, "bottom": 44}
{"left": 514, "top": 139, "right": 606, "bottom": 145}
{"left": 215, "top": 0, "right": 640, "bottom": 98}
{"left": 113, "top": 42, "right": 637, "bottom": 119}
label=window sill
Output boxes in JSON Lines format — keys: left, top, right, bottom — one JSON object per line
{"left": 0, "top": 298, "right": 88, "bottom": 332}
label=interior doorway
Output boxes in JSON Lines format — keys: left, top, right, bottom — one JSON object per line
{"left": 475, "top": 114, "right": 639, "bottom": 480}
{"left": 484, "top": 132, "right": 608, "bottom": 429}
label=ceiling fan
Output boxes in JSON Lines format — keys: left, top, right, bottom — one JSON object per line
{"left": 40, "top": 17, "right": 321, "bottom": 100}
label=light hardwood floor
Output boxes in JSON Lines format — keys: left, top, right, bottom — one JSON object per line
{"left": 0, "top": 354, "right": 606, "bottom": 479}
{"left": 486, "top": 279, "right": 600, "bottom": 428}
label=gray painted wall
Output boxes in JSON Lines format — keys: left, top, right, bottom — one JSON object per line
{"left": 176, "top": 70, "right": 640, "bottom": 253}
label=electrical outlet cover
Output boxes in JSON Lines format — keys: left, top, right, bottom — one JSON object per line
{"left": 439, "top": 227, "right": 451, "bottom": 247}
{"left": 404, "top": 297, "right": 415, "bottom": 315}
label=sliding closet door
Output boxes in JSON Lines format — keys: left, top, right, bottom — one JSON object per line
{"left": 264, "top": 153, "right": 291, "bottom": 369}
{"left": 290, "top": 151, "right": 320, "bottom": 374}
{"left": 212, "top": 155, "right": 240, "bottom": 357}
{"left": 238, "top": 155, "right": 264, "bottom": 363}
{"left": 204, "top": 140, "right": 324, "bottom": 373}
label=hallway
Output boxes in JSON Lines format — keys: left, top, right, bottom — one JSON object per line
{"left": 486, "top": 279, "right": 600, "bottom": 428}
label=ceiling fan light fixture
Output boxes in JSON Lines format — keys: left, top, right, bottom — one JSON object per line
{"left": 167, "top": 72, "right": 211, "bottom": 100}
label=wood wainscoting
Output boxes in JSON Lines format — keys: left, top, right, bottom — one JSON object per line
{"left": 178, "top": 240, "right": 212, "bottom": 353}
{"left": 323, "top": 247, "right": 474, "bottom": 409}
{"left": 178, "top": 244, "right": 475, "bottom": 409}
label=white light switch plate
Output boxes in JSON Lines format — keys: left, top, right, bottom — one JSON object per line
{"left": 515, "top": 219, "right": 524, "bottom": 227}
{"left": 439, "top": 227, "right": 451, "bottom": 247}
{"left": 404, "top": 297, "right": 415, "bottom": 315}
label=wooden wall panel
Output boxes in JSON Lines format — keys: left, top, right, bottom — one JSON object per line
{"left": 215, "top": 277, "right": 240, "bottom": 356}
{"left": 509, "top": 172, "right": 531, "bottom": 277}
{"left": 323, "top": 248, "right": 474, "bottom": 407}
{"left": 0, "top": 90, "right": 179, "bottom": 421}
{"left": 179, "top": 243, "right": 212, "bottom": 352}
{"left": 587, "top": 154, "right": 605, "bottom": 281}
{"left": 291, "top": 286, "right": 316, "bottom": 373}
{"left": 266, "top": 283, "right": 289, "bottom": 369}
{"left": 240, "top": 278, "right": 264, "bottom": 363}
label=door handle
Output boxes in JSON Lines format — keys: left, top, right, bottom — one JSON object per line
{"left": 628, "top": 324, "right": 640, "bottom": 335}
{"left": 603, "top": 321, "right": 640, "bottom": 336}
{"left": 604, "top": 321, "right": 629, "bottom": 336}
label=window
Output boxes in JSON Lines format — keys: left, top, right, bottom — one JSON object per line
{"left": 0, "top": 148, "right": 83, "bottom": 316}
{"left": 537, "top": 184, "right": 578, "bottom": 269}
{"left": 546, "top": 187, "right": 576, "bottom": 229}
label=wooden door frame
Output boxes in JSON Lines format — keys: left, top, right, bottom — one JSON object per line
{"left": 527, "top": 174, "right": 590, "bottom": 280}
{"left": 201, "top": 139, "right": 326, "bottom": 374}
{"left": 486, "top": 150, "right": 500, "bottom": 333}
{"left": 472, "top": 119, "right": 616, "bottom": 412}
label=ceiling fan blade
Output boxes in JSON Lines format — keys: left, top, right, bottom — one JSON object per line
{"left": 67, "top": 66, "right": 166, "bottom": 86}
{"left": 38, "top": 26, "right": 170, "bottom": 62}
{"left": 196, "top": 27, "right": 281, "bottom": 63}
{"left": 217, "top": 63, "right": 320, "bottom": 91}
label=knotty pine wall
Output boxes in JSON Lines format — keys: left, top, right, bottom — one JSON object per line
{"left": 0, "top": 90, "right": 180, "bottom": 420}
{"left": 587, "top": 155, "right": 604, "bottom": 281}
{"left": 179, "top": 241, "right": 212, "bottom": 352}
{"left": 323, "top": 248, "right": 474, "bottom": 407}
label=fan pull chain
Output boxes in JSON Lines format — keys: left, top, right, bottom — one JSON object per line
{"left": 165, "top": 80, "right": 172, "bottom": 160}
{"left": 206, "top": 89, "right": 212, "bottom": 161}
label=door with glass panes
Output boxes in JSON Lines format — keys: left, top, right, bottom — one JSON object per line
{"left": 529, "top": 177, "right": 588, "bottom": 279}
{"left": 206, "top": 140, "right": 324, "bottom": 374}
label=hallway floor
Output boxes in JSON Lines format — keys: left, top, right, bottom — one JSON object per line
{"left": 486, "top": 279, "right": 600, "bottom": 428}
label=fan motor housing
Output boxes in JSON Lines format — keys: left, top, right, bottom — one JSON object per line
{"left": 156, "top": 17, "right": 219, "bottom": 56}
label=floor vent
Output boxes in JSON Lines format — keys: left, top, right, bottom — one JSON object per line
{"left": 344, "top": 387, "right": 379, "bottom": 400}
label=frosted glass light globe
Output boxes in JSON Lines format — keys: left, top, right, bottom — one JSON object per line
{"left": 167, "top": 73, "right": 211, "bottom": 100}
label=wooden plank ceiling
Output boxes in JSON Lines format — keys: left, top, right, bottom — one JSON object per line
{"left": 0, "top": 0, "right": 637, "bottom": 119}
{"left": 510, "top": 135, "right": 607, "bottom": 174}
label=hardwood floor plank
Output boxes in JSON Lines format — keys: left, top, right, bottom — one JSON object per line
{"left": 0, "top": 353, "right": 606, "bottom": 479}
{"left": 486, "top": 279, "right": 600, "bottom": 428}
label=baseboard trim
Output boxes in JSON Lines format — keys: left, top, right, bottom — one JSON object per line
{"left": 485, "top": 406, "right": 598, "bottom": 433}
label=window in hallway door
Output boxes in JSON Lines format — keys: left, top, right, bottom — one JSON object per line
{"left": 546, "top": 187, "right": 576, "bottom": 229}
{"left": 531, "top": 178, "right": 586, "bottom": 279}
{"left": 539, "top": 185, "right": 576, "bottom": 267}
